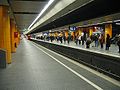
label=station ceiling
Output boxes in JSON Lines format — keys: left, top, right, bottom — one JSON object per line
{"left": 0, "top": 0, "right": 120, "bottom": 34}
{"left": 31, "top": 0, "right": 120, "bottom": 34}
{"left": 8, "top": 0, "right": 49, "bottom": 32}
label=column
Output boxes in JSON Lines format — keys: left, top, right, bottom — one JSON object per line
{"left": 89, "top": 27, "right": 93, "bottom": 36}
{"left": 105, "top": 24, "right": 112, "bottom": 40}
{"left": 18, "top": 31, "right": 20, "bottom": 45}
{"left": 0, "top": 6, "right": 11, "bottom": 64}
{"left": 14, "top": 26, "right": 19, "bottom": 48}
{"left": 10, "top": 19, "right": 16, "bottom": 53}
{"left": 78, "top": 28, "right": 83, "bottom": 36}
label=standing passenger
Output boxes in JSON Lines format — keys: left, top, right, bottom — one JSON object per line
{"left": 67, "top": 35, "right": 70, "bottom": 44}
{"left": 117, "top": 36, "right": 120, "bottom": 53}
{"left": 75, "top": 35, "right": 78, "bottom": 45}
{"left": 115, "top": 34, "right": 119, "bottom": 45}
{"left": 78, "top": 35, "right": 81, "bottom": 45}
{"left": 99, "top": 34, "right": 104, "bottom": 49}
{"left": 63, "top": 35, "right": 66, "bottom": 44}
{"left": 81, "top": 36, "right": 84, "bottom": 45}
{"left": 86, "top": 37, "right": 91, "bottom": 48}
{"left": 94, "top": 35, "right": 99, "bottom": 47}
{"left": 59, "top": 36, "right": 62, "bottom": 43}
{"left": 105, "top": 34, "right": 111, "bottom": 50}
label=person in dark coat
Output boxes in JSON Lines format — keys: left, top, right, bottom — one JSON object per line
{"left": 67, "top": 35, "right": 70, "bottom": 44}
{"left": 117, "top": 36, "right": 120, "bottom": 53}
{"left": 59, "top": 36, "right": 62, "bottom": 43}
{"left": 105, "top": 34, "right": 111, "bottom": 50}
{"left": 99, "top": 34, "right": 104, "bottom": 49}
{"left": 94, "top": 35, "right": 99, "bottom": 47}
{"left": 86, "top": 37, "right": 91, "bottom": 48}
{"left": 75, "top": 35, "right": 78, "bottom": 45}
{"left": 63, "top": 35, "right": 66, "bottom": 44}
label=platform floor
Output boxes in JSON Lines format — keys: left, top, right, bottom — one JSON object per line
{"left": 0, "top": 38, "right": 120, "bottom": 90}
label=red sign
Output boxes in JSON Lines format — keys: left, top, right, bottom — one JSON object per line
{"left": 14, "top": 32, "right": 18, "bottom": 38}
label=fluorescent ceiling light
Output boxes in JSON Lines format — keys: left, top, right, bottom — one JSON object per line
{"left": 28, "top": 0, "right": 55, "bottom": 30}
{"left": 116, "top": 23, "right": 120, "bottom": 25}
{"left": 114, "top": 19, "right": 120, "bottom": 22}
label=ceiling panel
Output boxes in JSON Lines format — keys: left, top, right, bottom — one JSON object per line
{"left": 14, "top": 0, "right": 48, "bottom": 1}
{"left": 9, "top": 0, "right": 48, "bottom": 31}
{"left": 11, "top": 1, "right": 47, "bottom": 12}
{"left": 15, "top": 14, "right": 37, "bottom": 29}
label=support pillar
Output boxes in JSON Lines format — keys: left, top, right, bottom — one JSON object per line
{"left": 18, "top": 31, "right": 20, "bottom": 45}
{"left": 78, "top": 28, "right": 83, "bottom": 36}
{"left": 105, "top": 24, "right": 112, "bottom": 40}
{"left": 89, "top": 27, "right": 93, "bottom": 36}
{"left": 14, "top": 26, "right": 19, "bottom": 48}
{"left": 10, "top": 19, "right": 16, "bottom": 53}
{"left": 0, "top": 6, "right": 11, "bottom": 64}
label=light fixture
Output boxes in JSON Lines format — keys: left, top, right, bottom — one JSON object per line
{"left": 28, "top": 0, "right": 55, "bottom": 30}
{"left": 114, "top": 19, "right": 120, "bottom": 22}
{"left": 116, "top": 23, "right": 120, "bottom": 25}
{"left": 94, "top": 27, "right": 97, "bottom": 29}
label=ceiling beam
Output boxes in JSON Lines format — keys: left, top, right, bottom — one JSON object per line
{"left": 7, "top": 0, "right": 18, "bottom": 27}
{"left": 14, "top": 0, "right": 48, "bottom": 1}
{"left": 14, "top": 12, "right": 39, "bottom": 14}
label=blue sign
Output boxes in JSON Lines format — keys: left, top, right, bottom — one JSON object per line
{"left": 69, "top": 26, "right": 77, "bottom": 31}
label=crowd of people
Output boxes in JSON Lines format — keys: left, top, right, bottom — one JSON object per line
{"left": 35, "top": 33, "right": 120, "bottom": 53}
{"left": 74, "top": 33, "right": 120, "bottom": 53}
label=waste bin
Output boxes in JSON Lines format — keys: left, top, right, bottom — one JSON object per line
{"left": 0, "top": 49, "right": 6, "bottom": 68}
